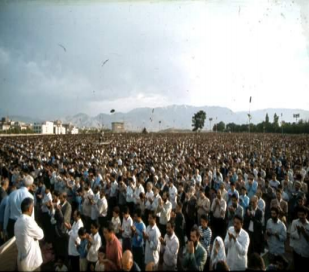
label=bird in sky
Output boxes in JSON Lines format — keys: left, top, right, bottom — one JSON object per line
{"left": 58, "top": 44, "right": 67, "bottom": 52}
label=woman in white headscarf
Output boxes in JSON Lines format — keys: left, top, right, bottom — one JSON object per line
{"left": 210, "top": 236, "right": 226, "bottom": 270}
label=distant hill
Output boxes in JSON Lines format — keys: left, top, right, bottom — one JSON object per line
{"left": 2, "top": 105, "right": 309, "bottom": 131}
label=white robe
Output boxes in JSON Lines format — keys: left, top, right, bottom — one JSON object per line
{"left": 14, "top": 214, "right": 44, "bottom": 272}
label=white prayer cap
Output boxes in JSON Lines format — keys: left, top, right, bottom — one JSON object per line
{"left": 150, "top": 167, "right": 155, "bottom": 173}
{"left": 24, "top": 175, "right": 34, "bottom": 187}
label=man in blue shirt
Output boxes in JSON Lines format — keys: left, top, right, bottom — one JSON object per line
{"left": 4, "top": 175, "right": 34, "bottom": 239}
{"left": 77, "top": 227, "right": 88, "bottom": 271}
{"left": 132, "top": 208, "right": 146, "bottom": 271}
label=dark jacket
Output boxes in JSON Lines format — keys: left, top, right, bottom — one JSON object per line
{"left": 55, "top": 201, "right": 72, "bottom": 237}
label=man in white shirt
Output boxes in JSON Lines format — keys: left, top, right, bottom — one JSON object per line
{"left": 96, "top": 188, "right": 108, "bottom": 239}
{"left": 168, "top": 181, "right": 178, "bottom": 210}
{"left": 90, "top": 186, "right": 101, "bottom": 223}
{"left": 65, "top": 210, "right": 84, "bottom": 272}
{"left": 87, "top": 222, "right": 102, "bottom": 270}
{"left": 144, "top": 212, "right": 161, "bottom": 270}
{"left": 151, "top": 187, "right": 162, "bottom": 221}
{"left": 224, "top": 214, "right": 250, "bottom": 271}
{"left": 120, "top": 206, "right": 133, "bottom": 252}
{"left": 290, "top": 206, "right": 309, "bottom": 270}
{"left": 160, "top": 221, "right": 179, "bottom": 271}
{"left": 15, "top": 197, "right": 44, "bottom": 272}
{"left": 134, "top": 179, "right": 145, "bottom": 205}
{"left": 157, "top": 192, "right": 172, "bottom": 237}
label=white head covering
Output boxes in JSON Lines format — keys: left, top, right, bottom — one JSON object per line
{"left": 24, "top": 175, "right": 34, "bottom": 187}
{"left": 210, "top": 236, "right": 226, "bottom": 269}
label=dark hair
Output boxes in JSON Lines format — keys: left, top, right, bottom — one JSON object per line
{"left": 104, "top": 221, "right": 115, "bottom": 233}
{"left": 98, "top": 246, "right": 105, "bottom": 254}
{"left": 270, "top": 207, "right": 280, "bottom": 215}
{"left": 134, "top": 208, "right": 142, "bottom": 218}
{"left": 297, "top": 206, "right": 308, "bottom": 214}
{"left": 123, "top": 206, "right": 130, "bottom": 215}
{"left": 214, "top": 261, "right": 229, "bottom": 271}
{"left": 74, "top": 210, "right": 82, "bottom": 218}
{"left": 78, "top": 227, "right": 87, "bottom": 236}
{"left": 234, "top": 214, "right": 243, "bottom": 224}
{"left": 231, "top": 193, "right": 238, "bottom": 200}
{"left": 190, "top": 225, "right": 201, "bottom": 238}
{"left": 148, "top": 211, "right": 156, "bottom": 220}
{"left": 248, "top": 253, "right": 265, "bottom": 270}
{"left": 113, "top": 206, "right": 120, "bottom": 215}
{"left": 21, "top": 197, "right": 34, "bottom": 213}
{"left": 201, "top": 214, "right": 209, "bottom": 222}
{"left": 91, "top": 222, "right": 100, "bottom": 230}
{"left": 167, "top": 221, "right": 175, "bottom": 229}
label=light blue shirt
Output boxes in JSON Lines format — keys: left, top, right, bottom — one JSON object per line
{"left": 4, "top": 187, "right": 34, "bottom": 231}
{"left": 266, "top": 218, "right": 287, "bottom": 256}
{"left": 239, "top": 195, "right": 250, "bottom": 210}
{"left": 245, "top": 181, "right": 258, "bottom": 199}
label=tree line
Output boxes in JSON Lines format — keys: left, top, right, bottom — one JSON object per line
{"left": 192, "top": 111, "right": 309, "bottom": 134}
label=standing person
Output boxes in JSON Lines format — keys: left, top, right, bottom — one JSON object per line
{"left": 90, "top": 186, "right": 100, "bottom": 225}
{"left": 290, "top": 206, "right": 309, "bottom": 270}
{"left": 266, "top": 207, "right": 287, "bottom": 263}
{"left": 0, "top": 178, "right": 9, "bottom": 204}
{"left": 224, "top": 215, "right": 250, "bottom": 271}
{"left": 96, "top": 188, "right": 108, "bottom": 243}
{"left": 120, "top": 206, "right": 133, "bottom": 252}
{"left": 182, "top": 225, "right": 207, "bottom": 271}
{"left": 82, "top": 182, "right": 93, "bottom": 232}
{"left": 227, "top": 194, "right": 243, "bottom": 228}
{"left": 175, "top": 202, "right": 186, "bottom": 251}
{"left": 270, "top": 189, "right": 288, "bottom": 224}
{"left": 103, "top": 221, "right": 123, "bottom": 271}
{"left": 145, "top": 182, "right": 154, "bottom": 223}
{"left": 199, "top": 214, "right": 212, "bottom": 271}
{"left": 76, "top": 227, "right": 89, "bottom": 272}
{"left": 157, "top": 191, "right": 172, "bottom": 237}
{"left": 65, "top": 210, "right": 84, "bottom": 272}
{"left": 126, "top": 179, "right": 135, "bottom": 218}
{"left": 211, "top": 190, "right": 227, "bottom": 240}
{"left": 160, "top": 221, "right": 179, "bottom": 271}
{"left": 86, "top": 222, "right": 102, "bottom": 271}
{"left": 197, "top": 189, "right": 210, "bottom": 226}
{"left": 184, "top": 188, "right": 197, "bottom": 239}
{"left": 244, "top": 196, "right": 263, "bottom": 255}
{"left": 4, "top": 175, "right": 34, "bottom": 239}
{"left": 144, "top": 211, "right": 161, "bottom": 270}
{"left": 14, "top": 197, "right": 44, "bottom": 272}
{"left": 210, "top": 237, "right": 226, "bottom": 271}
{"left": 131, "top": 208, "right": 146, "bottom": 271}
{"left": 168, "top": 181, "right": 178, "bottom": 210}
{"left": 111, "top": 206, "right": 121, "bottom": 239}
{"left": 53, "top": 192, "right": 72, "bottom": 262}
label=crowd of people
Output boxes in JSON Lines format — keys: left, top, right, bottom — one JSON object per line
{"left": 0, "top": 132, "right": 308, "bottom": 271}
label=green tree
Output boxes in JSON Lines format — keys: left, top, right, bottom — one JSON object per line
{"left": 192, "top": 110, "right": 206, "bottom": 132}
{"left": 214, "top": 121, "right": 226, "bottom": 132}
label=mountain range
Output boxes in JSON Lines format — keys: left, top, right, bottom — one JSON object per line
{"left": 1, "top": 105, "right": 309, "bottom": 131}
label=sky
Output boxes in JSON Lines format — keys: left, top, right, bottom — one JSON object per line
{"left": 0, "top": 0, "right": 309, "bottom": 119}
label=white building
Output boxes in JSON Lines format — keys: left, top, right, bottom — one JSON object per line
{"left": 53, "top": 120, "right": 66, "bottom": 135}
{"left": 63, "top": 124, "right": 79, "bottom": 134}
{"left": 33, "top": 121, "right": 54, "bottom": 134}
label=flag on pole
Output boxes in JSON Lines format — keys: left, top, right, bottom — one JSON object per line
{"left": 249, "top": 96, "right": 252, "bottom": 103}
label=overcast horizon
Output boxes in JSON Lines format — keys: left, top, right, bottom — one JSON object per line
{"left": 1, "top": 0, "right": 309, "bottom": 120}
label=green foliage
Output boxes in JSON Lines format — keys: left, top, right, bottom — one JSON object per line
{"left": 192, "top": 110, "right": 206, "bottom": 132}
{"left": 214, "top": 121, "right": 226, "bottom": 132}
